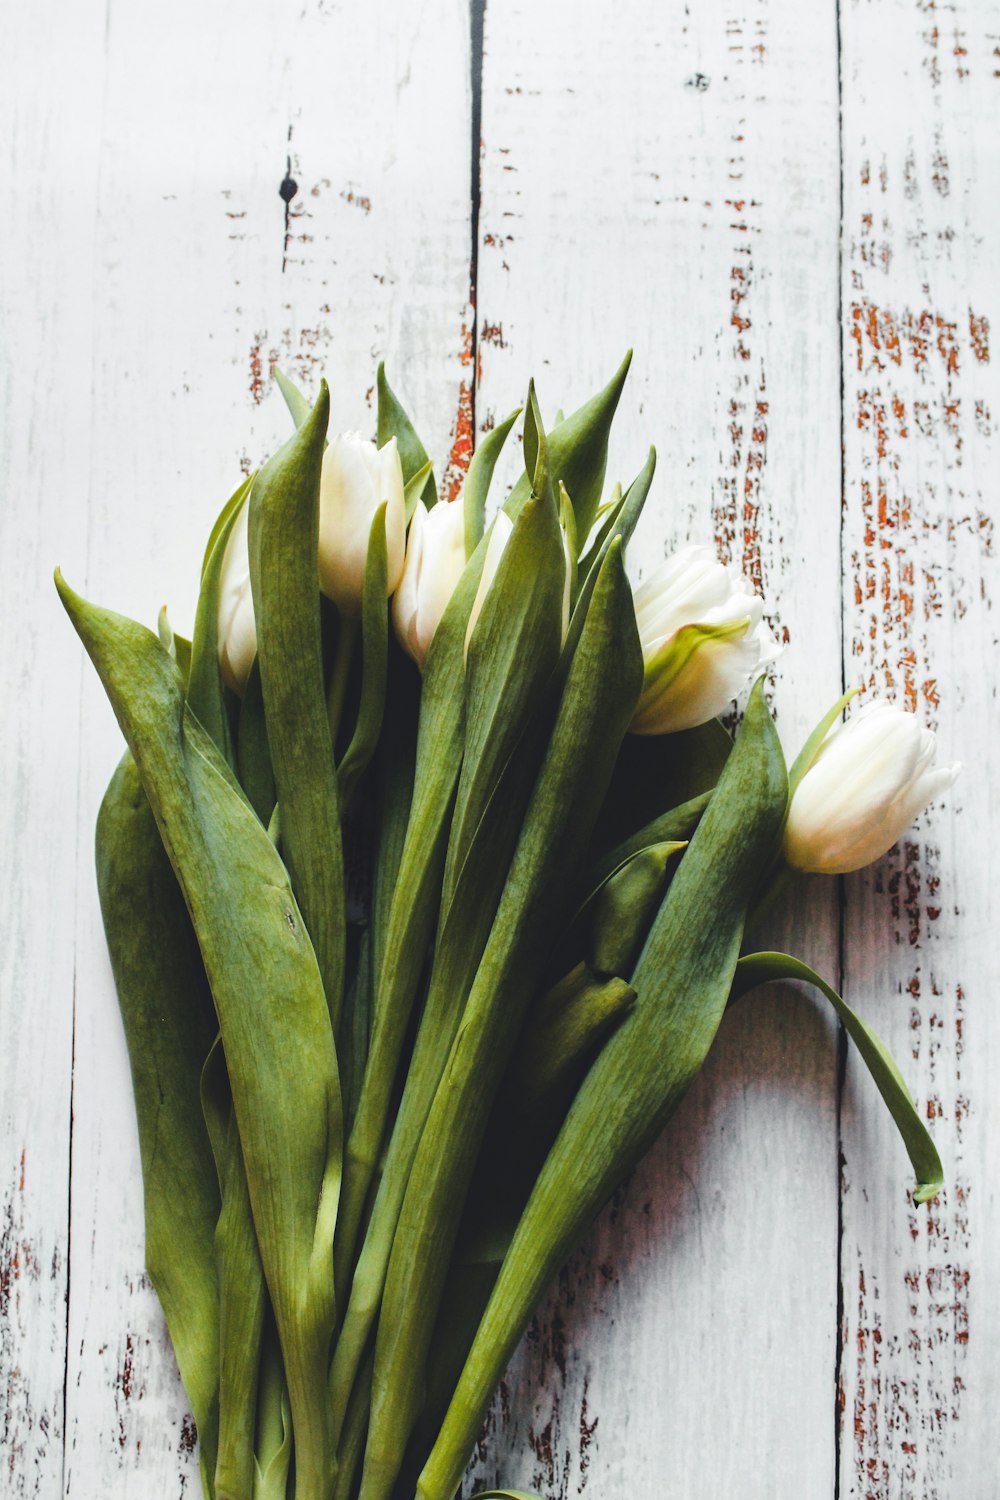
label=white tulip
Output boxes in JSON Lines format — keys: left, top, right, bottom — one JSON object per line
{"left": 216, "top": 499, "right": 257, "bottom": 696}
{"left": 630, "top": 544, "right": 778, "bottom": 734}
{"left": 464, "top": 512, "right": 514, "bottom": 660}
{"left": 392, "top": 498, "right": 467, "bottom": 668}
{"left": 318, "top": 432, "right": 406, "bottom": 614}
{"left": 783, "top": 700, "right": 961, "bottom": 874}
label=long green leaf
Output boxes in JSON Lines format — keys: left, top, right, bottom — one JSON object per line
{"left": 248, "top": 381, "right": 346, "bottom": 1027}
{"left": 504, "top": 351, "right": 631, "bottom": 541}
{"left": 201, "top": 1040, "right": 266, "bottom": 1500}
{"left": 462, "top": 407, "right": 521, "bottom": 559}
{"left": 443, "top": 488, "right": 565, "bottom": 910}
{"left": 274, "top": 366, "right": 312, "bottom": 430}
{"left": 417, "top": 680, "right": 787, "bottom": 1500}
{"left": 361, "top": 541, "right": 644, "bottom": 1500}
{"left": 733, "top": 952, "right": 943, "bottom": 1202}
{"left": 377, "top": 362, "right": 436, "bottom": 506}
{"left": 58, "top": 577, "right": 341, "bottom": 1500}
{"left": 95, "top": 754, "right": 221, "bottom": 1500}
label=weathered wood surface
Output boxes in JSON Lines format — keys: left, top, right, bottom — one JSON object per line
{"left": 0, "top": 0, "right": 993, "bottom": 1496}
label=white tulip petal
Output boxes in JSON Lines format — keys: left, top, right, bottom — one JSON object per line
{"left": 630, "top": 543, "right": 777, "bottom": 735}
{"left": 784, "top": 701, "right": 961, "bottom": 874}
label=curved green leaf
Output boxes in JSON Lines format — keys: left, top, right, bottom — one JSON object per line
{"left": 505, "top": 351, "right": 631, "bottom": 541}
{"left": 418, "top": 679, "right": 787, "bottom": 1500}
{"left": 377, "top": 362, "right": 436, "bottom": 506}
{"left": 273, "top": 366, "right": 312, "bottom": 430}
{"left": 95, "top": 754, "right": 220, "bottom": 1498}
{"left": 201, "top": 1040, "right": 265, "bottom": 1500}
{"left": 57, "top": 576, "right": 341, "bottom": 1500}
{"left": 364, "top": 541, "right": 644, "bottom": 1500}
{"left": 462, "top": 407, "right": 521, "bottom": 559}
{"left": 248, "top": 382, "right": 346, "bottom": 1026}
{"left": 733, "top": 951, "right": 943, "bottom": 1202}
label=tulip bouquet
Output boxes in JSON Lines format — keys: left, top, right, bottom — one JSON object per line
{"left": 57, "top": 353, "right": 958, "bottom": 1500}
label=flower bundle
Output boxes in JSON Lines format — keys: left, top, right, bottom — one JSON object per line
{"left": 58, "top": 354, "right": 958, "bottom": 1500}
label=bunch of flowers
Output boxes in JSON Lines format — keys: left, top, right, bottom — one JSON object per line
{"left": 57, "top": 354, "right": 958, "bottom": 1500}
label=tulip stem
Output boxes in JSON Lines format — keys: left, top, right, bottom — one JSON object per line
{"left": 328, "top": 614, "right": 360, "bottom": 748}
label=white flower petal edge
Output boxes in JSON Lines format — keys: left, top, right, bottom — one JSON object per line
{"left": 318, "top": 432, "right": 406, "bottom": 614}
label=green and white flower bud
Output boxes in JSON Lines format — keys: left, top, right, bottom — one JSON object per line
{"left": 630, "top": 544, "right": 778, "bottom": 734}
{"left": 216, "top": 500, "right": 257, "bottom": 695}
{"left": 318, "top": 432, "right": 406, "bottom": 614}
{"left": 784, "top": 700, "right": 961, "bottom": 874}
{"left": 392, "top": 498, "right": 467, "bottom": 669}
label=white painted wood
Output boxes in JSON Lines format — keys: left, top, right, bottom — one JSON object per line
{"left": 0, "top": 0, "right": 990, "bottom": 1496}
{"left": 0, "top": 4, "right": 107, "bottom": 1494}
{"left": 838, "top": 2, "right": 1000, "bottom": 1496}
{"left": 471, "top": 2, "right": 844, "bottom": 1496}
{"left": 58, "top": 2, "right": 472, "bottom": 1494}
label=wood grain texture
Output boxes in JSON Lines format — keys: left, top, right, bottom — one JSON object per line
{"left": 0, "top": 0, "right": 990, "bottom": 1495}
{"left": 469, "top": 2, "right": 844, "bottom": 1496}
{"left": 838, "top": 2, "right": 999, "bottom": 1496}
{"left": 0, "top": 3, "right": 107, "bottom": 1493}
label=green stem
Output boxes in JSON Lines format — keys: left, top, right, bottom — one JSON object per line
{"left": 327, "top": 614, "right": 360, "bottom": 747}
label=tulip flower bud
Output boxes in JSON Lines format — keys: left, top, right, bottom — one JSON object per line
{"left": 630, "top": 544, "right": 778, "bottom": 735}
{"left": 318, "top": 432, "right": 406, "bottom": 614}
{"left": 783, "top": 700, "right": 961, "bottom": 874}
{"left": 216, "top": 500, "right": 257, "bottom": 695}
{"left": 464, "top": 512, "right": 514, "bottom": 660}
{"left": 392, "top": 498, "right": 467, "bottom": 668}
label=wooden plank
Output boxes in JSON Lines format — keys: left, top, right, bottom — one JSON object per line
{"left": 0, "top": 4, "right": 107, "bottom": 1494}
{"left": 61, "top": 1, "right": 473, "bottom": 1492}
{"left": 838, "top": 2, "right": 1000, "bottom": 1496}
{"left": 471, "top": 1, "right": 844, "bottom": 1495}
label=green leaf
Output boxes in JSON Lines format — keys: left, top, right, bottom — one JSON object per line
{"left": 338, "top": 503, "right": 390, "bottom": 809}
{"left": 587, "top": 788, "right": 712, "bottom": 894}
{"left": 521, "top": 379, "right": 551, "bottom": 504}
{"left": 462, "top": 407, "right": 521, "bottom": 559}
{"left": 189, "top": 488, "right": 250, "bottom": 767}
{"left": 377, "top": 362, "right": 436, "bottom": 506}
{"left": 330, "top": 541, "right": 488, "bottom": 1436}
{"left": 252, "top": 1316, "right": 292, "bottom": 1500}
{"left": 236, "top": 660, "right": 276, "bottom": 827}
{"left": 201, "top": 1040, "right": 266, "bottom": 1500}
{"left": 57, "top": 575, "right": 342, "bottom": 1500}
{"left": 577, "top": 446, "right": 656, "bottom": 580}
{"left": 95, "top": 754, "right": 220, "bottom": 1499}
{"left": 201, "top": 474, "right": 254, "bottom": 580}
{"left": 505, "top": 351, "right": 632, "bottom": 542}
{"left": 248, "top": 382, "right": 346, "bottom": 1026}
{"left": 363, "top": 541, "right": 645, "bottom": 1500}
{"left": 733, "top": 952, "right": 943, "bottom": 1202}
{"left": 273, "top": 366, "right": 312, "bottom": 430}
{"left": 444, "top": 487, "right": 565, "bottom": 911}
{"left": 588, "top": 840, "right": 686, "bottom": 976}
{"left": 592, "top": 718, "right": 731, "bottom": 856}
{"left": 403, "top": 458, "right": 435, "bottom": 525}
{"left": 417, "top": 679, "right": 787, "bottom": 1500}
